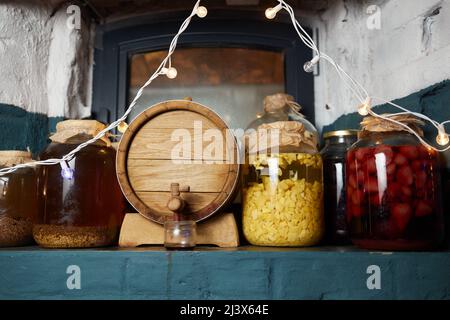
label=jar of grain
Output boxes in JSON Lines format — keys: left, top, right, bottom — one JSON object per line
{"left": 33, "top": 120, "right": 126, "bottom": 248}
{"left": 242, "top": 94, "right": 324, "bottom": 246}
{"left": 0, "top": 151, "right": 38, "bottom": 247}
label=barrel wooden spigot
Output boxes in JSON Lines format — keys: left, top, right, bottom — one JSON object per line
{"left": 167, "top": 183, "right": 190, "bottom": 220}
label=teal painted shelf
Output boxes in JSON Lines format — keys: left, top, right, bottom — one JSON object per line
{"left": 0, "top": 246, "right": 449, "bottom": 300}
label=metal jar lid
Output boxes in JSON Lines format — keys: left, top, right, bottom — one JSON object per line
{"left": 323, "top": 130, "right": 359, "bottom": 139}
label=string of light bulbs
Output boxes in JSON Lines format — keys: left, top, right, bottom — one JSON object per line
{"left": 1, "top": 0, "right": 449, "bottom": 177}
{"left": 268, "top": 0, "right": 450, "bottom": 152}
{"left": 0, "top": 0, "right": 207, "bottom": 177}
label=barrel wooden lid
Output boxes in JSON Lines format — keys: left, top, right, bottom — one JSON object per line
{"left": 116, "top": 100, "right": 240, "bottom": 224}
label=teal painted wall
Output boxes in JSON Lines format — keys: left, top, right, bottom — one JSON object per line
{"left": 322, "top": 80, "right": 450, "bottom": 144}
{"left": 2, "top": 80, "right": 449, "bottom": 155}
{"left": 0, "top": 248, "right": 449, "bottom": 300}
{"left": 0, "top": 103, "right": 62, "bottom": 155}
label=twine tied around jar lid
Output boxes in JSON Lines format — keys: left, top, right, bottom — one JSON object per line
{"left": 360, "top": 114, "right": 425, "bottom": 138}
{"left": 247, "top": 94, "right": 318, "bottom": 154}
{"left": 264, "top": 93, "right": 304, "bottom": 118}
{"left": 0, "top": 151, "right": 33, "bottom": 167}
{"left": 50, "top": 120, "right": 111, "bottom": 147}
{"left": 246, "top": 121, "right": 318, "bottom": 154}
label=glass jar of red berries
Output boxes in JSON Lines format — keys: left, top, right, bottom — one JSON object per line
{"left": 346, "top": 115, "right": 444, "bottom": 250}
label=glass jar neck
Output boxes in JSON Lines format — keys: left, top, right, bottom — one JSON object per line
{"left": 265, "top": 105, "right": 289, "bottom": 114}
{"left": 355, "top": 130, "right": 420, "bottom": 148}
{"left": 324, "top": 135, "right": 357, "bottom": 146}
{"left": 362, "top": 130, "right": 415, "bottom": 138}
{"left": 261, "top": 106, "right": 290, "bottom": 121}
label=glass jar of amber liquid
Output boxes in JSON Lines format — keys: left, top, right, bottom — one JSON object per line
{"left": 242, "top": 94, "right": 324, "bottom": 246}
{"left": 0, "top": 151, "right": 38, "bottom": 247}
{"left": 347, "top": 115, "right": 444, "bottom": 250}
{"left": 34, "top": 120, "right": 125, "bottom": 248}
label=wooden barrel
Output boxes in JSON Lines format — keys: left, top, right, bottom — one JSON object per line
{"left": 116, "top": 100, "right": 240, "bottom": 224}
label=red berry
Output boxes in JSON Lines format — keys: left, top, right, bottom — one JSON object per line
{"left": 371, "top": 194, "right": 381, "bottom": 206}
{"left": 387, "top": 182, "right": 400, "bottom": 199}
{"left": 367, "top": 177, "right": 379, "bottom": 193}
{"left": 348, "top": 174, "right": 357, "bottom": 189}
{"left": 396, "top": 166, "right": 413, "bottom": 185}
{"left": 401, "top": 186, "right": 412, "bottom": 198}
{"left": 356, "top": 169, "right": 365, "bottom": 184}
{"left": 394, "top": 153, "right": 408, "bottom": 166}
{"left": 352, "top": 190, "right": 365, "bottom": 205}
{"left": 347, "top": 151, "right": 355, "bottom": 163}
{"left": 399, "top": 146, "right": 419, "bottom": 159}
{"left": 416, "top": 189, "right": 426, "bottom": 199}
{"left": 355, "top": 148, "right": 370, "bottom": 161}
{"left": 347, "top": 186, "right": 354, "bottom": 205}
{"left": 391, "top": 203, "right": 412, "bottom": 232}
{"left": 365, "top": 158, "right": 377, "bottom": 174}
{"left": 415, "top": 171, "right": 427, "bottom": 189}
{"left": 351, "top": 205, "right": 363, "bottom": 218}
{"left": 399, "top": 190, "right": 412, "bottom": 202}
{"left": 411, "top": 160, "right": 423, "bottom": 171}
{"left": 387, "top": 163, "right": 396, "bottom": 176}
{"left": 375, "top": 145, "right": 394, "bottom": 163}
{"left": 415, "top": 200, "right": 433, "bottom": 217}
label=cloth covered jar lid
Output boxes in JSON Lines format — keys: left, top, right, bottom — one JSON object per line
{"left": 360, "top": 114, "right": 424, "bottom": 137}
{"left": 263, "top": 93, "right": 303, "bottom": 115}
{"left": 50, "top": 119, "right": 111, "bottom": 146}
{"left": 246, "top": 121, "right": 318, "bottom": 154}
{"left": 246, "top": 93, "right": 317, "bottom": 154}
{"left": 0, "top": 151, "right": 33, "bottom": 167}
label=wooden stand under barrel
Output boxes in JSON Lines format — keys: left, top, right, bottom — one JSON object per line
{"left": 116, "top": 99, "right": 240, "bottom": 248}
{"left": 119, "top": 212, "right": 239, "bottom": 248}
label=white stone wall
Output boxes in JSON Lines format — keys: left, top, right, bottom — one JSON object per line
{"left": 1, "top": 0, "right": 448, "bottom": 127}
{"left": 0, "top": 0, "right": 93, "bottom": 118}
{"left": 311, "top": 0, "right": 450, "bottom": 130}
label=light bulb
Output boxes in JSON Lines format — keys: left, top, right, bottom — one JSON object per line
{"left": 357, "top": 97, "right": 372, "bottom": 116}
{"left": 162, "top": 67, "right": 178, "bottom": 79}
{"left": 303, "top": 61, "right": 315, "bottom": 73}
{"left": 358, "top": 104, "right": 369, "bottom": 116}
{"left": 196, "top": 6, "right": 208, "bottom": 18}
{"left": 118, "top": 121, "right": 128, "bottom": 133}
{"left": 303, "top": 56, "right": 320, "bottom": 73}
{"left": 60, "top": 161, "right": 74, "bottom": 180}
{"left": 436, "top": 130, "right": 449, "bottom": 146}
{"left": 265, "top": 4, "right": 282, "bottom": 19}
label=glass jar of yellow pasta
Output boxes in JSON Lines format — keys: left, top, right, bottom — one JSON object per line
{"left": 242, "top": 94, "right": 324, "bottom": 246}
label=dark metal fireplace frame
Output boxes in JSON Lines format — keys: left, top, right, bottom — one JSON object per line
{"left": 92, "top": 9, "right": 315, "bottom": 125}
